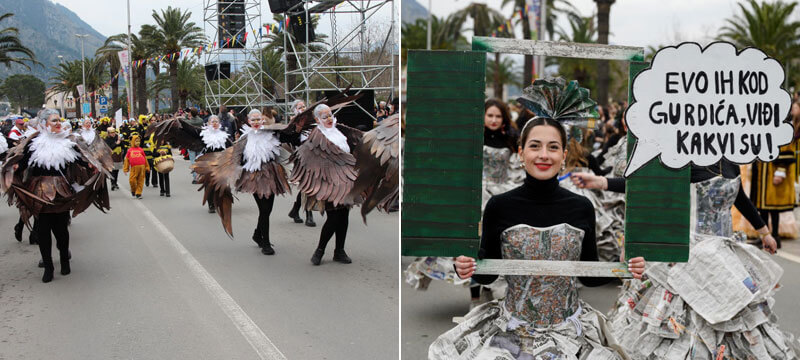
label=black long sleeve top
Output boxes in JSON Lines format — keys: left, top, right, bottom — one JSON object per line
{"left": 605, "top": 160, "right": 767, "bottom": 230}
{"left": 472, "top": 174, "right": 611, "bottom": 287}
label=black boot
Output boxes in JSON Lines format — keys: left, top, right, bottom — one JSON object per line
{"left": 333, "top": 249, "right": 352, "bottom": 264}
{"left": 208, "top": 203, "right": 216, "bottom": 213}
{"left": 289, "top": 211, "right": 303, "bottom": 223}
{"left": 260, "top": 239, "right": 275, "bottom": 255}
{"left": 252, "top": 229, "right": 262, "bottom": 247}
{"left": 60, "top": 255, "right": 70, "bottom": 275}
{"left": 311, "top": 249, "right": 324, "bottom": 265}
{"left": 13, "top": 222, "right": 22, "bottom": 242}
{"left": 42, "top": 261, "right": 54, "bottom": 283}
{"left": 29, "top": 231, "right": 38, "bottom": 245}
{"left": 305, "top": 211, "right": 316, "bottom": 227}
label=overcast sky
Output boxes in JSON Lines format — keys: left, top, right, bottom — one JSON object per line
{"left": 426, "top": 0, "right": 757, "bottom": 48}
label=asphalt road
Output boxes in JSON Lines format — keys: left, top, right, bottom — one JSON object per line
{"left": 0, "top": 157, "right": 399, "bottom": 360}
{"left": 401, "top": 243, "right": 800, "bottom": 359}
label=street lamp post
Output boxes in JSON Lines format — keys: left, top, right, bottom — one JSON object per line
{"left": 426, "top": 0, "right": 431, "bottom": 50}
{"left": 57, "top": 55, "right": 65, "bottom": 117}
{"left": 75, "top": 34, "right": 89, "bottom": 117}
{"left": 126, "top": 0, "right": 134, "bottom": 119}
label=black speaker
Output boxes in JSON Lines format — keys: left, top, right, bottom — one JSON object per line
{"left": 218, "top": 0, "right": 246, "bottom": 48}
{"left": 204, "top": 62, "right": 231, "bottom": 81}
{"left": 289, "top": 12, "right": 315, "bottom": 44}
{"left": 324, "top": 89, "right": 375, "bottom": 131}
{"left": 267, "top": 0, "right": 302, "bottom": 13}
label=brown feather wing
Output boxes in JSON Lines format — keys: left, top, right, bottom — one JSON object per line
{"left": 346, "top": 115, "right": 400, "bottom": 222}
{"left": 290, "top": 127, "right": 357, "bottom": 208}
{"left": 147, "top": 118, "right": 204, "bottom": 152}
{"left": 193, "top": 137, "right": 247, "bottom": 237}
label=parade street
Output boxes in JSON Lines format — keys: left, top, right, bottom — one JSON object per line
{"left": 401, "top": 243, "right": 800, "bottom": 360}
{"left": 0, "top": 158, "right": 399, "bottom": 360}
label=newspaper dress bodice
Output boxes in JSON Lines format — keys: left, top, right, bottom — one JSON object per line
{"left": 691, "top": 175, "right": 740, "bottom": 239}
{"left": 483, "top": 145, "right": 511, "bottom": 184}
{"left": 501, "top": 223, "right": 583, "bottom": 327}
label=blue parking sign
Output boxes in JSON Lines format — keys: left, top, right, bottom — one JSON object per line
{"left": 99, "top": 96, "right": 108, "bottom": 105}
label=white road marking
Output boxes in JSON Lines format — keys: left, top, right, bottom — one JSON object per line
{"left": 777, "top": 251, "right": 800, "bottom": 264}
{"left": 129, "top": 196, "right": 287, "bottom": 360}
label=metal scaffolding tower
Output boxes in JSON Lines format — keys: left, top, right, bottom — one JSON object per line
{"left": 283, "top": 0, "right": 397, "bottom": 121}
{"left": 203, "top": 0, "right": 279, "bottom": 111}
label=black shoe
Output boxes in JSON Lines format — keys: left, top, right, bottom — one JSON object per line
{"left": 60, "top": 259, "right": 70, "bottom": 275}
{"left": 289, "top": 210, "right": 303, "bottom": 223}
{"left": 333, "top": 249, "right": 352, "bottom": 264}
{"left": 42, "top": 263, "right": 54, "bottom": 283}
{"left": 311, "top": 249, "right": 324, "bottom": 265}
{"left": 131, "top": 192, "right": 136, "bottom": 197}
{"left": 192, "top": 180, "right": 199, "bottom": 184}
{"left": 208, "top": 207, "right": 216, "bottom": 213}
{"left": 14, "top": 223, "right": 22, "bottom": 242}
{"left": 261, "top": 242, "right": 275, "bottom": 255}
{"left": 38, "top": 259, "right": 44, "bottom": 268}
{"left": 252, "top": 229, "right": 262, "bottom": 247}
{"left": 160, "top": 191, "right": 165, "bottom": 197}
{"left": 29, "top": 232, "right": 38, "bottom": 245}
{"left": 305, "top": 217, "right": 316, "bottom": 227}
{"left": 136, "top": 194, "right": 142, "bottom": 199}
{"left": 166, "top": 193, "right": 170, "bottom": 197}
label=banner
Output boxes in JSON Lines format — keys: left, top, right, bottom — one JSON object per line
{"left": 115, "top": 108, "right": 123, "bottom": 129}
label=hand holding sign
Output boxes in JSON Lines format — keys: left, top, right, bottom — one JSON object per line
{"left": 625, "top": 42, "right": 793, "bottom": 177}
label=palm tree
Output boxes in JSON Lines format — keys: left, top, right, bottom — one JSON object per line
{"left": 554, "top": 14, "right": 597, "bottom": 91}
{"left": 153, "top": 58, "right": 204, "bottom": 108}
{"left": 0, "top": 13, "right": 38, "bottom": 70}
{"left": 263, "top": 14, "right": 328, "bottom": 93}
{"left": 719, "top": 0, "right": 800, "bottom": 85}
{"left": 109, "top": 29, "right": 158, "bottom": 116}
{"left": 146, "top": 7, "right": 205, "bottom": 112}
{"left": 96, "top": 37, "right": 123, "bottom": 114}
{"left": 594, "top": 0, "right": 614, "bottom": 106}
{"left": 248, "top": 47, "right": 285, "bottom": 97}
{"left": 502, "top": 0, "right": 578, "bottom": 85}
{"left": 50, "top": 60, "right": 84, "bottom": 117}
{"left": 487, "top": 56, "right": 522, "bottom": 100}
{"left": 401, "top": 15, "right": 467, "bottom": 63}
{"left": 84, "top": 57, "right": 108, "bottom": 117}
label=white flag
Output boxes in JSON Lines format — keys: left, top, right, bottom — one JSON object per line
{"left": 115, "top": 108, "right": 123, "bottom": 129}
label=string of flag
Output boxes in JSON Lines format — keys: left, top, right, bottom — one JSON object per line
{"left": 129, "top": 20, "right": 292, "bottom": 70}
{"left": 491, "top": 0, "right": 541, "bottom": 38}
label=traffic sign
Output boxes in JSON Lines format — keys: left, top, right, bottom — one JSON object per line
{"left": 99, "top": 96, "right": 108, "bottom": 105}
{"left": 99, "top": 105, "right": 108, "bottom": 114}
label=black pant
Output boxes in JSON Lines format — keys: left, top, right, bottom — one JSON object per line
{"left": 37, "top": 212, "right": 70, "bottom": 267}
{"left": 145, "top": 159, "right": 158, "bottom": 186}
{"left": 254, "top": 194, "right": 275, "bottom": 245}
{"left": 317, "top": 207, "right": 349, "bottom": 251}
{"left": 158, "top": 172, "right": 170, "bottom": 194}
{"left": 111, "top": 169, "right": 119, "bottom": 186}
{"left": 759, "top": 209, "right": 781, "bottom": 238}
{"left": 290, "top": 193, "right": 302, "bottom": 215}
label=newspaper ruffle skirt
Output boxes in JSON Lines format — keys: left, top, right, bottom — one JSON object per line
{"left": 608, "top": 236, "right": 798, "bottom": 359}
{"left": 429, "top": 300, "right": 627, "bottom": 360}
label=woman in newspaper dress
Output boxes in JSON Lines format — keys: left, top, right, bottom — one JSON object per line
{"left": 405, "top": 99, "right": 522, "bottom": 305}
{"left": 572, "top": 161, "right": 798, "bottom": 359}
{"left": 431, "top": 79, "right": 647, "bottom": 360}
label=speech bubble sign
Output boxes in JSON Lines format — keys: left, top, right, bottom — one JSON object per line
{"left": 624, "top": 41, "right": 793, "bottom": 177}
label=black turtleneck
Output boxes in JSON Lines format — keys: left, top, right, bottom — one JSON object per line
{"left": 484, "top": 128, "right": 517, "bottom": 151}
{"left": 473, "top": 174, "right": 609, "bottom": 287}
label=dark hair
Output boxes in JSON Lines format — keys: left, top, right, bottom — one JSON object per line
{"left": 518, "top": 117, "right": 567, "bottom": 148}
{"left": 189, "top": 108, "right": 198, "bottom": 117}
{"left": 484, "top": 99, "right": 517, "bottom": 151}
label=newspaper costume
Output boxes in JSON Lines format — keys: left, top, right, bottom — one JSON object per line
{"left": 608, "top": 174, "right": 799, "bottom": 359}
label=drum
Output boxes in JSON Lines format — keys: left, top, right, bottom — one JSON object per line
{"left": 153, "top": 155, "right": 174, "bottom": 174}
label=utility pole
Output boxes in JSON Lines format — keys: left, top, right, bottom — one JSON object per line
{"left": 75, "top": 34, "right": 89, "bottom": 117}
{"left": 57, "top": 55, "right": 65, "bottom": 117}
{"left": 126, "top": 0, "right": 134, "bottom": 118}
{"left": 426, "top": 0, "right": 431, "bottom": 50}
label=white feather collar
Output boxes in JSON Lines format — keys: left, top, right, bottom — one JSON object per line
{"left": 317, "top": 118, "right": 350, "bottom": 153}
{"left": 200, "top": 125, "right": 229, "bottom": 150}
{"left": 79, "top": 128, "right": 96, "bottom": 144}
{"left": 241, "top": 125, "right": 281, "bottom": 172}
{"left": 28, "top": 130, "right": 80, "bottom": 170}
{"left": 0, "top": 134, "right": 8, "bottom": 153}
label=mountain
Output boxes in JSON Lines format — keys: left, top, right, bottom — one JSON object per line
{"left": 402, "top": 0, "right": 428, "bottom": 24}
{"left": 0, "top": 0, "right": 106, "bottom": 83}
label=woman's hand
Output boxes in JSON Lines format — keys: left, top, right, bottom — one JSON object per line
{"left": 570, "top": 172, "right": 607, "bottom": 190}
{"left": 454, "top": 256, "right": 477, "bottom": 279}
{"left": 762, "top": 233, "right": 777, "bottom": 254}
{"left": 627, "top": 257, "right": 646, "bottom": 280}
{"left": 773, "top": 175, "right": 784, "bottom": 186}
